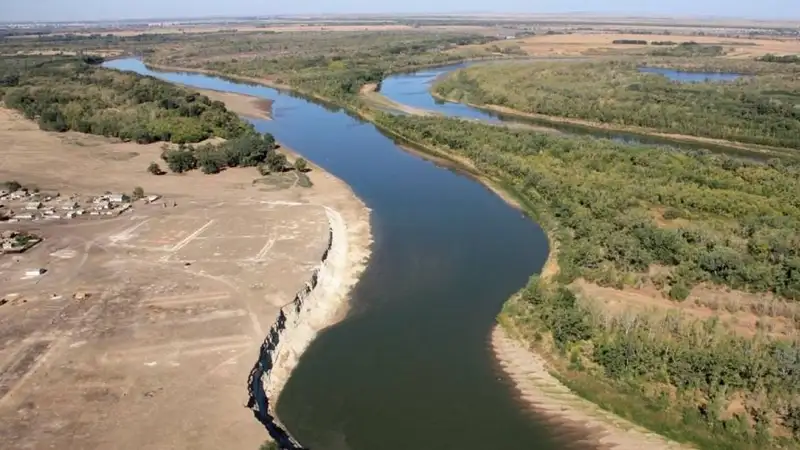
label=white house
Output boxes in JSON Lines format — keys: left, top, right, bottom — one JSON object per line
{"left": 13, "top": 213, "right": 34, "bottom": 220}
{"left": 25, "top": 268, "right": 46, "bottom": 277}
{"left": 109, "top": 194, "right": 126, "bottom": 203}
{"left": 24, "top": 201, "right": 42, "bottom": 210}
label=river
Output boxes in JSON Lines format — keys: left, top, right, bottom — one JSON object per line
{"left": 103, "top": 59, "right": 589, "bottom": 450}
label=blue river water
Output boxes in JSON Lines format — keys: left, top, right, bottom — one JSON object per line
{"left": 103, "top": 59, "right": 590, "bottom": 450}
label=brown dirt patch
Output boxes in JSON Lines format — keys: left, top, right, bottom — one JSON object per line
{"left": 456, "top": 32, "right": 800, "bottom": 58}
{"left": 0, "top": 106, "right": 371, "bottom": 450}
{"left": 572, "top": 279, "right": 796, "bottom": 339}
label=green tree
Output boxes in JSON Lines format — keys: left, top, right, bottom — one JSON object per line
{"left": 147, "top": 162, "right": 165, "bottom": 176}
{"left": 294, "top": 157, "right": 309, "bottom": 172}
{"left": 164, "top": 149, "right": 197, "bottom": 174}
{"left": 132, "top": 186, "right": 145, "bottom": 199}
{"left": 266, "top": 152, "right": 288, "bottom": 172}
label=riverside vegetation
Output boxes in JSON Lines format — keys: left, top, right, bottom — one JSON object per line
{"left": 373, "top": 112, "right": 800, "bottom": 450}
{"left": 9, "top": 30, "right": 800, "bottom": 449}
{"left": 0, "top": 54, "right": 285, "bottom": 176}
{"left": 433, "top": 59, "right": 800, "bottom": 149}
{"left": 142, "top": 30, "right": 496, "bottom": 103}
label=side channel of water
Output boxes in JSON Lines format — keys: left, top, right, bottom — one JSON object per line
{"left": 103, "top": 59, "right": 590, "bottom": 450}
{"left": 380, "top": 64, "right": 773, "bottom": 161}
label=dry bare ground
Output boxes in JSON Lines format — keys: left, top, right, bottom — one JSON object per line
{"left": 0, "top": 106, "right": 371, "bottom": 450}
{"left": 457, "top": 33, "right": 800, "bottom": 58}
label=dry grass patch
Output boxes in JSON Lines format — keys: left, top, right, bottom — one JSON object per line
{"left": 572, "top": 278, "right": 798, "bottom": 339}
{"left": 455, "top": 33, "right": 800, "bottom": 58}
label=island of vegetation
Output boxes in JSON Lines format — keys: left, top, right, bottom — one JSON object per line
{"left": 373, "top": 112, "right": 800, "bottom": 450}
{"left": 432, "top": 59, "right": 800, "bottom": 149}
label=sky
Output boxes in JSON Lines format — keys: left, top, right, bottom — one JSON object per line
{"left": 3, "top": 0, "right": 799, "bottom": 22}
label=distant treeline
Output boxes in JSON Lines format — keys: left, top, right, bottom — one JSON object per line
{"left": 433, "top": 59, "right": 800, "bottom": 148}
{"left": 757, "top": 53, "right": 800, "bottom": 64}
{"left": 0, "top": 55, "right": 251, "bottom": 144}
{"left": 612, "top": 39, "right": 647, "bottom": 45}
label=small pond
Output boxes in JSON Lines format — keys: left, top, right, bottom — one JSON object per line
{"left": 638, "top": 67, "right": 742, "bottom": 83}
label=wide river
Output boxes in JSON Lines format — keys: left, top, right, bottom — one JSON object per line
{"left": 104, "top": 59, "right": 586, "bottom": 450}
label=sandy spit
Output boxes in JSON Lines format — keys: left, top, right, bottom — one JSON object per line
{"left": 492, "top": 327, "right": 694, "bottom": 450}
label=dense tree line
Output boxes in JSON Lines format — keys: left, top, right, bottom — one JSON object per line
{"left": 433, "top": 60, "right": 800, "bottom": 149}
{"left": 373, "top": 112, "right": 800, "bottom": 448}
{"left": 158, "top": 132, "right": 281, "bottom": 174}
{"left": 145, "top": 31, "right": 497, "bottom": 102}
{"left": 757, "top": 54, "right": 800, "bottom": 64}
{"left": 650, "top": 42, "right": 726, "bottom": 57}
{"left": 0, "top": 55, "right": 249, "bottom": 144}
{"left": 612, "top": 39, "right": 647, "bottom": 45}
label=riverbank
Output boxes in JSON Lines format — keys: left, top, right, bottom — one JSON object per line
{"left": 117, "top": 59, "right": 692, "bottom": 449}
{"left": 197, "top": 88, "right": 274, "bottom": 120}
{"left": 191, "top": 88, "right": 373, "bottom": 446}
{"left": 429, "top": 90, "right": 796, "bottom": 160}
{"left": 370, "top": 115, "right": 700, "bottom": 450}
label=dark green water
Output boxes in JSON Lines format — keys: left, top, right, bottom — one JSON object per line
{"left": 104, "top": 59, "right": 586, "bottom": 450}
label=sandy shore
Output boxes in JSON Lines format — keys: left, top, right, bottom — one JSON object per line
{"left": 197, "top": 88, "right": 273, "bottom": 120}
{"left": 202, "top": 86, "right": 372, "bottom": 388}
{"left": 492, "top": 328, "right": 694, "bottom": 450}
{"left": 166, "top": 68, "right": 687, "bottom": 450}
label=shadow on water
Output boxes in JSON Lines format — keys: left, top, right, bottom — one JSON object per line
{"left": 103, "top": 59, "right": 601, "bottom": 450}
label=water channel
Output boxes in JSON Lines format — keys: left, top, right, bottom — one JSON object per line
{"left": 104, "top": 59, "right": 586, "bottom": 450}
{"left": 379, "top": 64, "right": 772, "bottom": 161}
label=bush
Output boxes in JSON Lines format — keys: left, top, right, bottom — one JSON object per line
{"left": 132, "top": 186, "right": 145, "bottom": 199}
{"left": 147, "top": 162, "right": 165, "bottom": 175}
{"left": 662, "top": 208, "right": 681, "bottom": 220}
{"left": 164, "top": 149, "right": 197, "bottom": 174}
{"left": 266, "top": 152, "right": 289, "bottom": 172}
{"left": 668, "top": 282, "right": 691, "bottom": 301}
{"left": 294, "top": 157, "right": 309, "bottom": 172}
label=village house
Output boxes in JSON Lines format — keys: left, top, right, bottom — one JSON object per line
{"left": 13, "top": 213, "right": 35, "bottom": 221}
{"left": 60, "top": 201, "right": 80, "bottom": 210}
{"left": 24, "top": 201, "right": 42, "bottom": 210}
{"left": 108, "top": 194, "right": 127, "bottom": 203}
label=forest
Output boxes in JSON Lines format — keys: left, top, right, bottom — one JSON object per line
{"left": 432, "top": 59, "right": 800, "bottom": 149}
{"left": 0, "top": 55, "right": 251, "bottom": 144}
{"left": 373, "top": 112, "right": 800, "bottom": 449}
{"left": 142, "top": 30, "right": 496, "bottom": 103}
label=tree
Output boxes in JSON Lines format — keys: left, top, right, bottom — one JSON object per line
{"left": 132, "top": 186, "right": 145, "bottom": 199}
{"left": 164, "top": 150, "right": 197, "bottom": 174}
{"left": 294, "top": 157, "right": 309, "bottom": 172}
{"left": 266, "top": 152, "right": 288, "bottom": 172}
{"left": 147, "top": 162, "right": 165, "bottom": 176}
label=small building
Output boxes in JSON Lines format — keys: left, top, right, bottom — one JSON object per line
{"left": 61, "top": 202, "right": 80, "bottom": 210}
{"left": 13, "top": 213, "right": 34, "bottom": 220}
{"left": 25, "top": 268, "right": 46, "bottom": 277}
{"left": 109, "top": 194, "right": 126, "bottom": 203}
{"left": 146, "top": 195, "right": 161, "bottom": 203}
{"left": 63, "top": 211, "right": 78, "bottom": 219}
{"left": 24, "top": 201, "right": 42, "bottom": 210}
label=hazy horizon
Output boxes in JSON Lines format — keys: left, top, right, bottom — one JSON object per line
{"left": 4, "top": 0, "right": 800, "bottom": 23}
